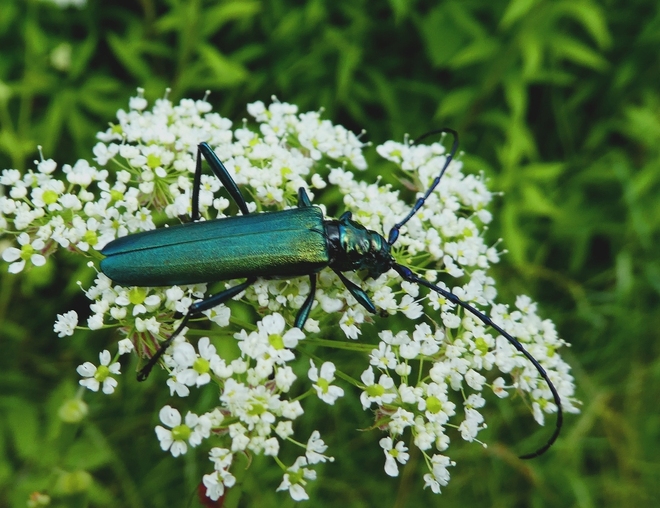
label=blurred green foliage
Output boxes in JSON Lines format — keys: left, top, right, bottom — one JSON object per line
{"left": 1, "top": 0, "right": 659, "bottom": 506}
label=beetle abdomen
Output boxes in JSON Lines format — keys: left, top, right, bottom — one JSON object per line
{"left": 100, "top": 207, "right": 329, "bottom": 286}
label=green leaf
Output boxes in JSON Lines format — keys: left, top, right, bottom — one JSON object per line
{"left": 555, "top": 1, "right": 612, "bottom": 48}
{"left": 70, "top": 35, "right": 99, "bottom": 81}
{"left": 107, "top": 32, "right": 151, "bottom": 81}
{"left": 502, "top": 200, "right": 528, "bottom": 266}
{"left": 449, "top": 38, "right": 499, "bottom": 68}
{"left": 79, "top": 76, "right": 123, "bottom": 117}
{"left": 503, "top": 78, "right": 527, "bottom": 119}
{"left": 522, "top": 162, "right": 566, "bottom": 181}
{"left": 40, "top": 91, "right": 68, "bottom": 155}
{"left": 500, "top": 0, "right": 538, "bottom": 29}
{"left": 200, "top": 1, "right": 262, "bottom": 37}
{"left": 436, "top": 88, "right": 477, "bottom": 118}
{"left": 6, "top": 398, "right": 40, "bottom": 460}
{"left": 519, "top": 33, "right": 542, "bottom": 78}
{"left": 418, "top": 5, "right": 467, "bottom": 67}
{"left": 388, "top": 0, "right": 416, "bottom": 21}
{"left": 196, "top": 45, "right": 249, "bottom": 88}
{"left": 0, "top": 0, "right": 18, "bottom": 35}
{"left": 521, "top": 182, "right": 559, "bottom": 215}
{"left": 331, "top": 43, "right": 361, "bottom": 99}
{"left": 551, "top": 34, "right": 608, "bottom": 71}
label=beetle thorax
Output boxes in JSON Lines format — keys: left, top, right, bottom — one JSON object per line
{"left": 325, "top": 214, "right": 393, "bottom": 279}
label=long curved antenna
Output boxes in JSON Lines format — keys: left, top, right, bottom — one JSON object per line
{"left": 392, "top": 264, "right": 563, "bottom": 459}
{"left": 387, "top": 129, "right": 460, "bottom": 245}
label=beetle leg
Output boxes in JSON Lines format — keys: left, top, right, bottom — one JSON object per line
{"left": 294, "top": 274, "right": 317, "bottom": 329}
{"left": 297, "top": 187, "right": 313, "bottom": 207}
{"left": 137, "top": 277, "right": 257, "bottom": 381}
{"left": 332, "top": 269, "right": 377, "bottom": 314}
{"left": 194, "top": 142, "right": 250, "bottom": 220}
{"left": 187, "top": 277, "right": 257, "bottom": 314}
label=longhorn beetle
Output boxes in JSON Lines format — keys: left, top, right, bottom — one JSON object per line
{"left": 99, "top": 129, "right": 562, "bottom": 459}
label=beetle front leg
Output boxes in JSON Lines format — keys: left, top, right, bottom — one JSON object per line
{"left": 333, "top": 269, "right": 377, "bottom": 314}
{"left": 137, "top": 277, "right": 257, "bottom": 381}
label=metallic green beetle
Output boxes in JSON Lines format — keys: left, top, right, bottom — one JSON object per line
{"left": 100, "top": 130, "right": 562, "bottom": 458}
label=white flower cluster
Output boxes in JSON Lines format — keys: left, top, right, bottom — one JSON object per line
{"left": 0, "top": 91, "right": 579, "bottom": 501}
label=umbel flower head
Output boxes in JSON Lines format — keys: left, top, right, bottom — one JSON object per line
{"left": 0, "top": 90, "right": 579, "bottom": 502}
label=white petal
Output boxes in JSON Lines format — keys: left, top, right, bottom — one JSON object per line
{"left": 155, "top": 426, "right": 172, "bottom": 449}
{"left": 384, "top": 455, "right": 399, "bottom": 477}
{"left": 159, "top": 405, "right": 181, "bottom": 427}
{"left": 2, "top": 247, "right": 21, "bottom": 262}
{"left": 319, "top": 362, "right": 336, "bottom": 381}
{"left": 102, "top": 377, "right": 118, "bottom": 394}
{"left": 170, "top": 441, "right": 187, "bottom": 457}
{"left": 77, "top": 362, "right": 96, "bottom": 377}
{"left": 79, "top": 378, "right": 100, "bottom": 392}
{"left": 8, "top": 260, "right": 26, "bottom": 273}
{"left": 289, "top": 484, "right": 309, "bottom": 501}
{"left": 99, "top": 350, "right": 111, "bottom": 366}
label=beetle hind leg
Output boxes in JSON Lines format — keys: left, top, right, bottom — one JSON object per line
{"left": 137, "top": 277, "right": 257, "bottom": 381}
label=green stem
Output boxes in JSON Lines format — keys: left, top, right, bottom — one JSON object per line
{"left": 303, "top": 337, "right": 374, "bottom": 352}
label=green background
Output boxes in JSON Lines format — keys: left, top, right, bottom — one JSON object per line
{"left": 1, "top": 0, "right": 658, "bottom": 506}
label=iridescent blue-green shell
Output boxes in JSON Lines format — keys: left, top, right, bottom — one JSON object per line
{"left": 100, "top": 207, "right": 329, "bottom": 286}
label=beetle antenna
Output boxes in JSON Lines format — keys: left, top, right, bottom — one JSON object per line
{"left": 392, "top": 264, "right": 562, "bottom": 459}
{"left": 387, "top": 128, "right": 459, "bottom": 245}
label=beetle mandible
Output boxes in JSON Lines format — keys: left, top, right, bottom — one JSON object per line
{"left": 99, "top": 129, "right": 562, "bottom": 459}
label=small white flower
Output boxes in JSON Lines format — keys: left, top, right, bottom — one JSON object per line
{"left": 458, "top": 407, "right": 485, "bottom": 441}
{"left": 118, "top": 338, "right": 134, "bottom": 355}
{"left": 263, "top": 437, "right": 279, "bottom": 456}
{"left": 308, "top": 361, "right": 344, "bottom": 404}
{"left": 2, "top": 233, "right": 46, "bottom": 273}
{"left": 202, "top": 469, "right": 235, "bottom": 502}
{"left": 465, "top": 369, "right": 487, "bottom": 390}
{"left": 306, "top": 430, "right": 333, "bottom": 464}
{"left": 369, "top": 342, "right": 397, "bottom": 370}
{"left": 276, "top": 456, "right": 317, "bottom": 501}
{"left": 491, "top": 377, "right": 510, "bottom": 398}
{"left": 389, "top": 408, "right": 415, "bottom": 435}
{"left": 424, "top": 454, "right": 454, "bottom": 493}
{"left": 87, "top": 313, "right": 104, "bottom": 330}
{"left": 275, "top": 421, "right": 294, "bottom": 440}
{"left": 166, "top": 373, "right": 191, "bottom": 398}
{"left": 203, "top": 447, "right": 236, "bottom": 501}
{"left": 154, "top": 405, "right": 210, "bottom": 457}
{"left": 399, "top": 294, "right": 423, "bottom": 319}
{"left": 76, "top": 350, "right": 120, "bottom": 394}
{"left": 380, "top": 437, "right": 410, "bottom": 477}
{"left": 339, "top": 307, "right": 364, "bottom": 339}
{"left": 135, "top": 316, "right": 160, "bottom": 334}
{"left": 129, "top": 89, "right": 148, "bottom": 111}
{"left": 54, "top": 310, "right": 78, "bottom": 337}
{"left": 209, "top": 447, "right": 233, "bottom": 470}
{"left": 360, "top": 368, "right": 396, "bottom": 409}
{"left": 173, "top": 337, "right": 219, "bottom": 387}
{"left": 275, "top": 365, "right": 297, "bottom": 392}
